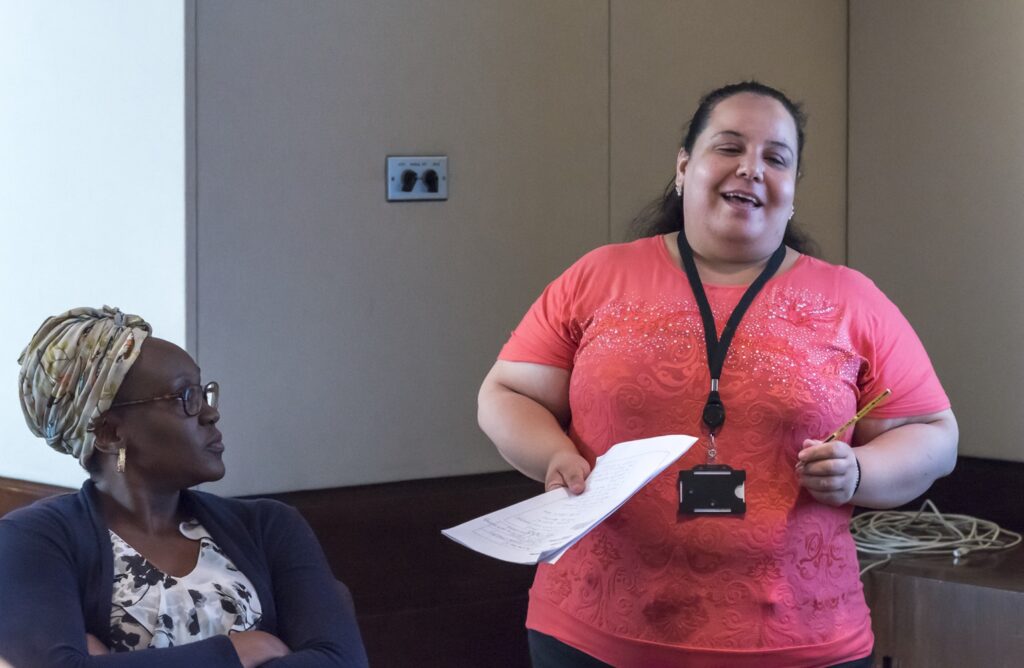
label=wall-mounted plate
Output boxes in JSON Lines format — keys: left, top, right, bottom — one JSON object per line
{"left": 386, "top": 156, "right": 448, "bottom": 201}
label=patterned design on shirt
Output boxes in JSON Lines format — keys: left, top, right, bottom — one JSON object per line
{"left": 500, "top": 236, "right": 949, "bottom": 661}
{"left": 108, "top": 520, "right": 261, "bottom": 651}
{"left": 548, "top": 286, "right": 862, "bottom": 648}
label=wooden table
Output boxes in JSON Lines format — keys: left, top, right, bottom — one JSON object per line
{"left": 861, "top": 544, "right": 1024, "bottom": 667}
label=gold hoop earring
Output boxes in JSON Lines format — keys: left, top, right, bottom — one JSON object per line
{"left": 116, "top": 447, "right": 126, "bottom": 474}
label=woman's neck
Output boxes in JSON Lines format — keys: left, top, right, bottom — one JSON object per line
{"left": 93, "top": 476, "right": 184, "bottom": 536}
{"left": 664, "top": 231, "right": 797, "bottom": 285}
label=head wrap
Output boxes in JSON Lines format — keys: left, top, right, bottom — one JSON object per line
{"left": 17, "top": 306, "right": 151, "bottom": 467}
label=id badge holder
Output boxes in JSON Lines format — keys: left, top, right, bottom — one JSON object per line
{"left": 678, "top": 464, "right": 746, "bottom": 515}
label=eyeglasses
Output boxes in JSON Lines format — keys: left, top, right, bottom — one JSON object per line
{"left": 110, "top": 381, "right": 219, "bottom": 417}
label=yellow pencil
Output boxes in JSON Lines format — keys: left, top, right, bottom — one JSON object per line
{"left": 822, "top": 389, "right": 892, "bottom": 443}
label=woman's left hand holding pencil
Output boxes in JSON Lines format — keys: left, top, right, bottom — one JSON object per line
{"left": 796, "top": 390, "right": 890, "bottom": 507}
{"left": 796, "top": 438, "right": 861, "bottom": 507}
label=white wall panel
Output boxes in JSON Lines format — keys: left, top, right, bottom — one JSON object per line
{"left": 0, "top": 0, "right": 185, "bottom": 487}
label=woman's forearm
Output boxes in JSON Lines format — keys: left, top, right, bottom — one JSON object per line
{"left": 851, "top": 415, "right": 958, "bottom": 509}
{"left": 478, "top": 383, "right": 579, "bottom": 483}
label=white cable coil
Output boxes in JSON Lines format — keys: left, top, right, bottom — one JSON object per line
{"left": 851, "top": 499, "right": 1022, "bottom": 575}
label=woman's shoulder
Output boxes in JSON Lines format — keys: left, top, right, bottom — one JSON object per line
{"left": 0, "top": 488, "right": 90, "bottom": 549}
{"left": 2, "top": 486, "right": 87, "bottom": 523}
{"left": 558, "top": 236, "right": 665, "bottom": 284}
{"left": 186, "top": 490, "right": 304, "bottom": 531}
{"left": 792, "top": 254, "right": 885, "bottom": 296}
{"left": 185, "top": 492, "right": 315, "bottom": 564}
{"left": 575, "top": 235, "right": 662, "bottom": 264}
{"left": 790, "top": 256, "right": 910, "bottom": 332}
{"left": 188, "top": 489, "right": 295, "bottom": 516}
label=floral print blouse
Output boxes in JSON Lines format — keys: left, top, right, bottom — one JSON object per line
{"left": 108, "top": 520, "right": 262, "bottom": 651}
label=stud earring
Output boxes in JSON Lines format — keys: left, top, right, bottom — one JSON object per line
{"left": 116, "top": 447, "right": 126, "bottom": 474}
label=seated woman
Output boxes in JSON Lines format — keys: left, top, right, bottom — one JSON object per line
{"left": 0, "top": 306, "right": 368, "bottom": 667}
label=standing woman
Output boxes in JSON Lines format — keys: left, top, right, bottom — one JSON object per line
{"left": 0, "top": 307, "right": 368, "bottom": 667}
{"left": 478, "top": 82, "right": 957, "bottom": 667}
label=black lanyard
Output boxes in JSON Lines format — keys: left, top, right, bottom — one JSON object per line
{"left": 676, "top": 231, "right": 786, "bottom": 438}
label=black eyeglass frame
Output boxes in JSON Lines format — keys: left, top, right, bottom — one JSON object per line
{"left": 109, "top": 381, "right": 219, "bottom": 417}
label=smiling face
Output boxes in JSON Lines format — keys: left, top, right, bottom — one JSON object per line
{"left": 676, "top": 92, "right": 799, "bottom": 263}
{"left": 99, "top": 337, "right": 225, "bottom": 490}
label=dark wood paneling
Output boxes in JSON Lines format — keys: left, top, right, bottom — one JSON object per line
{"left": 0, "top": 477, "right": 73, "bottom": 518}
{"left": 5, "top": 454, "right": 1015, "bottom": 666}
{"left": 259, "top": 471, "right": 542, "bottom": 667}
{"left": 858, "top": 456, "right": 1024, "bottom": 668}
{"left": 901, "top": 455, "right": 1024, "bottom": 533}
{"left": 260, "top": 472, "right": 541, "bottom": 612}
{"left": 863, "top": 546, "right": 1024, "bottom": 667}
{"left": 359, "top": 595, "right": 530, "bottom": 668}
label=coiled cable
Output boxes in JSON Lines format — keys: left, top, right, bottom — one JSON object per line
{"left": 851, "top": 499, "right": 1022, "bottom": 575}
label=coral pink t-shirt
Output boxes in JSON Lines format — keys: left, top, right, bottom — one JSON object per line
{"left": 499, "top": 236, "right": 949, "bottom": 667}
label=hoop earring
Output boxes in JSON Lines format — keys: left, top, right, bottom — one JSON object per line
{"left": 116, "top": 447, "right": 126, "bottom": 474}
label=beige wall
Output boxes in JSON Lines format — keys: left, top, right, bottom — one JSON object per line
{"left": 849, "top": 0, "right": 1024, "bottom": 462}
{"left": 9, "top": 0, "right": 1015, "bottom": 494}
{"left": 195, "top": 0, "right": 609, "bottom": 495}
{"left": 194, "top": 1, "right": 847, "bottom": 495}
{"left": 610, "top": 0, "right": 848, "bottom": 262}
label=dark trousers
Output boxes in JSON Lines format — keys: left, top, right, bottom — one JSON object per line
{"left": 528, "top": 630, "right": 874, "bottom": 668}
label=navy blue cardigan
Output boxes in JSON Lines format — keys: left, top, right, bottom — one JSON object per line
{"left": 0, "top": 481, "right": 368, "bottom": 668}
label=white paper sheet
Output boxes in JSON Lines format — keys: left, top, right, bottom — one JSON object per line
{"left": 442, "top": 434, "right": 696, "bottom": 564}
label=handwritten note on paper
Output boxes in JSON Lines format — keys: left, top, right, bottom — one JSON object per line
{"left": 441, "top": 435, "right": 696, "bottom": 564}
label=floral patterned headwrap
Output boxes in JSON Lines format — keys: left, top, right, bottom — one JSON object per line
{"left": 17, "top": 306, "right": 151, "bottom": 467}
